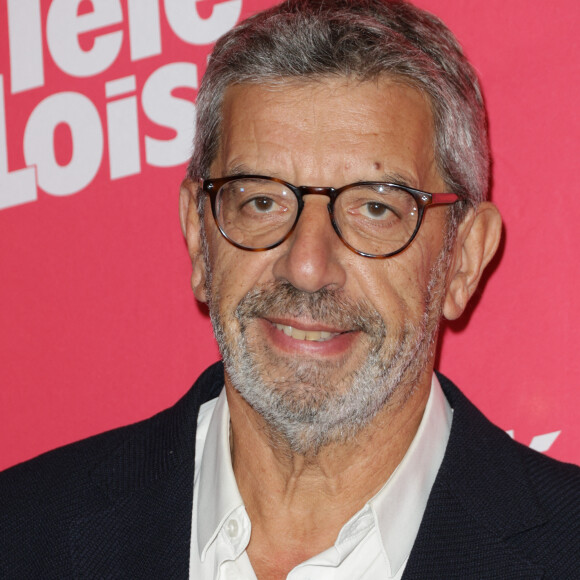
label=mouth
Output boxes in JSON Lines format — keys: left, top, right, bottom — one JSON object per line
{"left": 273, "top": 322, "right": 340, "bottom": 342}
{"left": 256, "top": 316, "right": 362, "bottom": 357}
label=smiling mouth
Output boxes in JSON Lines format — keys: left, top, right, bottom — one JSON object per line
{"left": 273, "top": 323, "right": 341, "bottom": 342}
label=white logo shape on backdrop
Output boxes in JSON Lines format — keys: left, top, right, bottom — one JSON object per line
{"left": 0, "top": 0, "right": 243, "bottom": 211}
{"left": 506, "top": 430, "right": 562, "bottom": 453}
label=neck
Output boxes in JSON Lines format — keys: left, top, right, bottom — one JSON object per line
{"left": 225, "top": 366, "right": 433, "bottom": 573}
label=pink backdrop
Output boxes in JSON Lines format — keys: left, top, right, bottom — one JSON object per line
{"left": 1, "top": 0, "right": 578, "bottom": 471}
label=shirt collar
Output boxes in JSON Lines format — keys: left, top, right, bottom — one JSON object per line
{"left": 369, "top": 373, "right": 453, "bottom": 574}
{"left": 196, "top": 389, "right": 245, "bottom": 559}
{"left": 195, "top": 374, "right": 452, "bottom": 571}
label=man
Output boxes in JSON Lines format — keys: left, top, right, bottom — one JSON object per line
{"left": 1, "top": 0, "right": 578, "bottom": 578}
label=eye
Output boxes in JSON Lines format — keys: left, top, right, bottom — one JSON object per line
{"left": 358, "top": 201, "right": 395, "bottom": 220}
{"left": 243, "top": 196, "right": 285, "bottom": 214}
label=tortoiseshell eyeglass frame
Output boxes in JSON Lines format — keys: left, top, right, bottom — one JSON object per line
{"left": 200, "top": 175, "right": 462, "bottom": 258}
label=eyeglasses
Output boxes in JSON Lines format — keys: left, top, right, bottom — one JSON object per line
{"left": 201, "top": 175, "right": 461, "bottom": 258}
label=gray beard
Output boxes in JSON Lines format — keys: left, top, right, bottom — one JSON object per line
{"left": 207, "top": 253, "right": 449, "bottom": 456}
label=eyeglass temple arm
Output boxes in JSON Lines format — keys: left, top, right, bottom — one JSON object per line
{"left": 430, "top": 192, "right": 460, "bottom": 205}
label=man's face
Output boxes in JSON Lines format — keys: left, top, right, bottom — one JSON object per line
{"left": 200, "top": 77, "right": 453, "bottom": 453}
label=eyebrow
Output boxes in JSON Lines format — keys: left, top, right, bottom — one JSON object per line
{"left": 375, "top": 171, "right": 419, "bottom": 189}
{"left": 223, "top": 165, "right": 419, "bottom": 189}
{"left": 224, "top": 163, "right": 262, "bottom": 177}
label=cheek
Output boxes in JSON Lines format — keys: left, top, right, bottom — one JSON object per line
{"left": 207, "top": 236, "right": 274, "bottom": 314}
{"left": 358, "top": 251, "right": 437, "bottom": 327}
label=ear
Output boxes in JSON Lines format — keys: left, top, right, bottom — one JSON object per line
{"left": 179, "top": 179, "right": 208, "bottom": 303}
{"left": 443, "top": 202, "right": 502, "bottom": 320}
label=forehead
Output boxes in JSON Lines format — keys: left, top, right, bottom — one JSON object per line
{"left": 213, "top": 76, "right": 441, "bottom": 189}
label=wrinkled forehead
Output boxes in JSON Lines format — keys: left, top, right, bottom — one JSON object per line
{"left": 210, "top": 80, "right": 443, "bottom": 201}
{"left": 212, "top": 75, "right": 438, "bottom": 181}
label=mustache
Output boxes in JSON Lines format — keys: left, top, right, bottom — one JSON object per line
{"left": 235, "top": 281, "right": 386, "bottom": 337}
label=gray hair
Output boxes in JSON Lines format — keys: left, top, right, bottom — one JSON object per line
{"left": 187, "top": 0, "right": 489, "bottom": 216}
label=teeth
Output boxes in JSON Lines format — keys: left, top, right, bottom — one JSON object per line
{"left": 274, "top": 323, "right": 335, "bottom": 342}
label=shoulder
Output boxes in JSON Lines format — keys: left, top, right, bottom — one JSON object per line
{"left": 0, "top": 362, "right": 224, "bottom": 488}
{"left": 437, "top": 371, "right": 579, "bottom": 487}
{"left": 0, "top": 362, "right": 224, "bottom": 576}
{"left": 429, "top": 372, "right": 579, "bottom": 576}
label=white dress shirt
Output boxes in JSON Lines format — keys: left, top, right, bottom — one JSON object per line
{"left": 189, "top": 375, "right": 452, "bottom": 579}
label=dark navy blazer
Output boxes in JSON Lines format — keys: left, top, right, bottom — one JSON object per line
{"left": 1, "top": 362, "right": 578, "bottom": 578}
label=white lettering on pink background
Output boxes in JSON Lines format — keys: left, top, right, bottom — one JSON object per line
{"left": 0, "top": 0, "right": 243, "bottom": 210}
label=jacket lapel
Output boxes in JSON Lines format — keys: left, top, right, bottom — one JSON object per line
{"left": 70, "top": 364, "right": 224, "bottom": 578}
{"left": 70, "top": 462, "right": 193, "bottom": 579}
{"left": 402, "top": 481, "right": 544, "bottom": 579}
{"left": 403, "top": 374, "right": 546, "bottom": 579}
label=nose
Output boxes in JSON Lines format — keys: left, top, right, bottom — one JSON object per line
{"left": 272, "top": 195, "right": 347, "bottom": 293}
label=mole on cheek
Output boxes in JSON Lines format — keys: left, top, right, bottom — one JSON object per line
{"left": 373, "top": 161, "right": 382, "bottom": 171}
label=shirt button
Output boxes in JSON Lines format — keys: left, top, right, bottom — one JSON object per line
{"left": 226, "top": 519, "right": 239, "bottom": 538}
